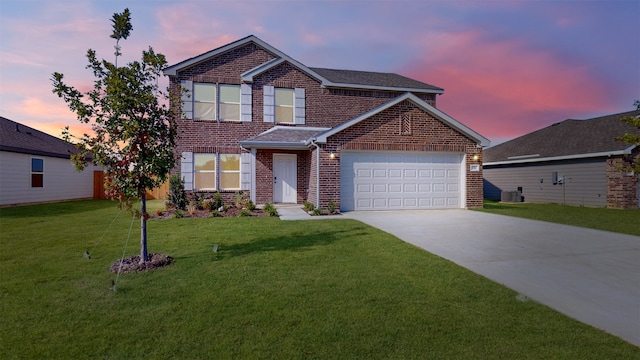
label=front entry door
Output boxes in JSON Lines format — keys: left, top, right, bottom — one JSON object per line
{"left": 273, "top": 154, "right": 297, "bottom": 203}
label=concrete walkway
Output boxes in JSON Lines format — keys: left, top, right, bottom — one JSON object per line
{"left": 279, "top": 205, "right": 640, "bottom": 346}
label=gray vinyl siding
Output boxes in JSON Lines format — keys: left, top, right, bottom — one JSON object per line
{"left": 483, "top": 158, "right": 607, "bottom": 207}
{"left": 0, "top": 151, "right": 99, "bottom": 206}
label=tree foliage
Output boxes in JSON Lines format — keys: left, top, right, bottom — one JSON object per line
{"left": 618, "top": 100, "right": 640, "bottom": 174}
{"left": 51, "top": 8, "right": 179, "bottom": 263}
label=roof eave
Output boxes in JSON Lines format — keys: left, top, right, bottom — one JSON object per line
{"left": 238, "top": 141, "right": 311, "bottom": 150}
{"left": 320, "top": 82, "right": 444, "bottom": 94}
{"left": 484, "top": 149, "right": 634, "bottom": 166}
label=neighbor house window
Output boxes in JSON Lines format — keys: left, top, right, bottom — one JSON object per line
{"left": 194, "top": 154, "right": 216, "bottom": 190}
{"left": 219, "top": 85, "right": 241, "bottom": 121}
{"left": 275, "top": 88, "right": 294, "bottom": 123}
{"left": 31, "top": 158, "right": 43, "bottom": 188}
{"left": 219, "top": 154, "right": 240, "bottom": 190}
{"left": 193, "top": 83, "right": 217, "bottom": 120}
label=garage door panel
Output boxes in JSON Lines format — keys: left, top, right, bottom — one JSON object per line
{"left": 341, "top": 151, "right": 464, "bottom": 211}
{"left": 389, "top": 183, "right": 402, "bottom": 192}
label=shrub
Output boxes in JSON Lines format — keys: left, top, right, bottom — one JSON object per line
{"left": 202, "top": 198, "right": 214, "bottom": 211}
{"left": 312, "top": 208, "right": 324, "bottom": 216}
{"left": 246, "top": 200, "right": 256, "bottom": 211}
{"left": 303, "top": 201, "right": 315, "bottom": 212}
{"left": 212, "top": 191, "right": 224, "bottom": 210}
{"left": 262, "top": 203, "right": 278, "bottom": 217}
{"left": 234, "top": 191, "right": 247, "bottom": 208}
{"left": 209, "top": 209, "right": 221, "bottom": 218}
{"left": 172, "top": 209, "right": 185, "bottom": 218}
{"left": 169, "top": 174, "right": 187, "bottom": 210}
{"left": 237, "top": 209, "right": 252, "bottom": 217}
{"left": 328, "top": 200, "right": 339, "bottom": 214}
{"left": 187, "top": 203, "right": 197, "bottom": 215}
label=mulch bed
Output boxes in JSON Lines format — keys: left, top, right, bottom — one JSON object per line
{"left": 110, "top": 253, "right": 174, "bottom": 273}
{"left": 151, "top": 207, "right": 267, "bottom": 219}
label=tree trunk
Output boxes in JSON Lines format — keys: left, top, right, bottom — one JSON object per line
{"left": 140, "top": 192, "right": 149, "bottom": 264}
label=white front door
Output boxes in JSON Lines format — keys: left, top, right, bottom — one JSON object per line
{"left": 273, "top": 154, "right": 297, "bottom": 203}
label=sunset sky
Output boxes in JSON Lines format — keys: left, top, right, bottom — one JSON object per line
{"left": 1, "top": 0, "right": 638, "bottom": 146}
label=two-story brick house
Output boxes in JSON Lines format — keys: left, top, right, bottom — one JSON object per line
{"left": 164, "top": 35, "right": 489, "bottom": 211}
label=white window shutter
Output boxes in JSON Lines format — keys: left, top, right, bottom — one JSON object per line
{"left": 241, "top": 83, "right": 252, "bottom": 122}
{"left": 263, "top": 85, "right": 275, "bottom": 123}
{"left": 240, "top": 152, "right": 252, "bottom": 190}
{"left": 181, "top": 80, "right": 193, "bottom": 120}
{"left": 294, "top": 88, "right": 305, "bottom": 124}
{"left": 180, "top": 152, "right": 193, "bottom": 191}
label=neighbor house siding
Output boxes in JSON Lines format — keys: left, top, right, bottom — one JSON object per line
{"left": 0, "top": 151, "right": 98, "bottom": 206}
{"left": 483, "top": 158, "right": 607, "bottom": 207}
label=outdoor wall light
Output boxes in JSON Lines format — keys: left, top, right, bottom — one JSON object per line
{"left": 329, "top": 152, "right": 336, "bottom": 159}
{"left": 472, "top": 154, "right": 479, "bottom": 161}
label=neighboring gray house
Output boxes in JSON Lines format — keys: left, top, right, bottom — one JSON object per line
{"left": 483, "top": 110, "right": 640, "bottom": 208}
{"left": 0, "top": 117, "right": 99, "bottom": 206}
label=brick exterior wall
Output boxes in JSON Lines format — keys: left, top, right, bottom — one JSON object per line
{"left": 319, "top": 100, "right": 483, "bottom": 209}
{"left": 167, "top": 40, "right": 483, "bottom": 209}
{"left": 606, "top": 152, "right": 639, "bottom": 209}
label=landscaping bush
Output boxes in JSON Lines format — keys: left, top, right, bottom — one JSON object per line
{"left": 262, "top": 203, "right": 278, "bottom": 217}
{"left": 303, "top": 201, "right": 315, "bottom": 212}
{"left": 168, "top": 174, "right": 187, "bottom": 210}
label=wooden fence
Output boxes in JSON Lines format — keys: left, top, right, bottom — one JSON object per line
{"left": 93, "top": 171, "right": 169, "bottom": 200}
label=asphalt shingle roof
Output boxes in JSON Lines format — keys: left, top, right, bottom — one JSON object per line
{"left": 309, "top": 67, "right": 444, "bottom": 92}
{"left": 241, "top": 127, "right": 328, "bottom": 148}
{"left": 484, "top": 110, "right": 640, "bottom": 163}
{"left": 0, "top": 117, "right": 76, "bottom": 158}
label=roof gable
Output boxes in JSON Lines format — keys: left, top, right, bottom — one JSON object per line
{"left": 313, "top": 93, "right": 490, "bottom": 146}
{"left": 484, "top": 110, "right": 640, "bottom": 165}
{"left": 0, "top": 117, "right": 76, "bottom": 158}
{"left": 164, "top": 35, "right": 443, "bottom": 94}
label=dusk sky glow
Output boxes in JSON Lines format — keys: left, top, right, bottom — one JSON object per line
{"left": 1, "top": 0, "right": 638, "bottom": 146}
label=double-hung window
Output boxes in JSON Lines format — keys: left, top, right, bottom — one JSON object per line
{"left": 193, "top": 83, "right": 217, "bottom": 120}
{"left": 31, "top": 158, "right": 43, "bottom": 188}
{"left": 194, "top": 154, "right": 216, "bottom": 190}
{"left": 263, "top": 86, "right": 305, "bottom": 124}
{"left": 191, "top": 153, "right": 241, "bottom": 191}
{"left": 182, "top": 81, "right": 250, "bottom": 121}
{"left": 219, "top": 154, "right": 240, "bottom": 190}
{"left": 219, "top": 85, "right": 241, "bottom": 121}
{"left": 274, "top": 88, "right": 294, "bottom": 123}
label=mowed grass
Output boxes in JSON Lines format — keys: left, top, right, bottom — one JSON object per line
{"left": 1, "top": 201, "right": 638, "bottom": 359}
{"left": 476, "top": 200, "right": 640, "bottom": 236}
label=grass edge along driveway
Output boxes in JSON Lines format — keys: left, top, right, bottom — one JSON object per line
{"left": 1, "top": 200, "right": 638, "bottom": 359}
{"left": 475, "top": 200, "right": 640, "bottom": 236}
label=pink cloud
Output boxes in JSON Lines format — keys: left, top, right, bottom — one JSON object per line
{"left": 402, "top": 30, "right": 610, "bottom": 142}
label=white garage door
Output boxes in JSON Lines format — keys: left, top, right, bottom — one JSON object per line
{"left": 340, "top": 151, "right": 464, "bottom": 211}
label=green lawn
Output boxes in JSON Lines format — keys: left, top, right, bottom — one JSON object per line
{"left": 1, "top": 200, "right": 638, "bottom": 359}
{"left": 476, "top": 200, "right": 640, "bottom": 236}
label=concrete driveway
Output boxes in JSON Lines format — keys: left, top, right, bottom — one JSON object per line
{"left": 342, "top": 209, "right": 640, "bottom": 346}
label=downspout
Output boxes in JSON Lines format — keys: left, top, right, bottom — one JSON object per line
{"left": 310, "top": 139, "right": 320, "bottom": 208}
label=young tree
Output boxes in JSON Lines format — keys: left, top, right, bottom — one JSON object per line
{"left": 52, "top": 8, "right": 179, "bottom": 264}
{"left": 619, "top": 100, "right": 640, "bottom": 174}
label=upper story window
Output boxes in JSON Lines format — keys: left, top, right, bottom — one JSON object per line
{"left": 193, "top": 83, "right": 217, "bottom": 120}
{"left": 263, "top": 86, "right": 305, "bottom": 124}
{"left": 31, "top": 158, "right": 43, "bottom": 188}
{"left": 219, "top": 85, "right": 241, "bottom": 121}
{"left": 181, "top": 81, "right": 251, "bottom": 122}
{"left": 275, "top": 88, "right": 294, "bottom": 123}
